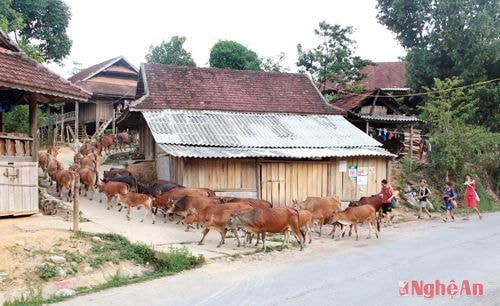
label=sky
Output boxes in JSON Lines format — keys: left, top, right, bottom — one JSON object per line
{"left": 49, "top": 0, "right": 406, "bottom": 77}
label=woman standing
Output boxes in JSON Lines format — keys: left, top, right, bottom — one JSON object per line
{"left": 380, "top": 179, "right": 394, "bottom": 226}
{"left": 464, "top": 174, "right": 482, "bottom": 220}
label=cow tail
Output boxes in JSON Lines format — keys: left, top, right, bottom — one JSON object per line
{"left": 376, "top": 211, "right": 381, "bottom": 232}
{"left": 94, "top": 169, "right": 99, "bottom": 188}
{"left": 290, "top": 208, "right": 305, "bottom": 241}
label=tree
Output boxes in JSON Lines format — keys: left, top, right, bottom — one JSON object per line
{"left": 419, "top": 78, "right": 499, "bottom": 197}
{"left": 209, "top": 40, "right": 260, "bottom": 70}
{"left": 296, "top": 21, "right": 373, "bottom": 92}
{"left": 376, "top": 0, "right": 500, "bottom": 131}
{"left": 260, "top": 52, "right": 289, "bottom": 72}
{"left": 145, "top": 36, "right": 196, "bottom": 66}
{"left": 0, "top": 0, "right": 72, "bottom": 63}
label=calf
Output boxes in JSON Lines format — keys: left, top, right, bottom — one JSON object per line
{"left": 53, "top": 169, "right": 76, "bottom": 202}
{"left": 293, "top": 197, "right": 340, "bottom": 237}
{"left": 226, "top": 207, "right": 304, "bottom": 251}
{"left": 117, "top": 192, "right": 155, "bottom": 224}
{"left": 78, "top": 167, "right": 98, "bottom": 200}
{"left": 47, "top": 159, "right": 64, "bottom": 185}
{"left": 100, "top": 134, "right": 116, "bottom": 154}
{"left": 38, "top": 152, "right": 53, "bottom": 179}
{"left": 186, "top": 203, "right": 253, "bottom": 247}
{"left": 47, "top": 145, "right": 59, "bottom": 157}
{"left": 329, "top": 205, "right": 379, "bottom": 241}
{"left": 297, "top": 210, "right": 313, "bottom": 244}
{"left": 97, "top": 181, "right": 129, "bottom": 210}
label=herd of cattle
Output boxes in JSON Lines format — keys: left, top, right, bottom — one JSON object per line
{"left": 38, "top": 140, "right": 387, "bottom": 251}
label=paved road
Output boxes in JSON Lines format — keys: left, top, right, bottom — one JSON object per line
{"left": 57, "top": 213, "right": 500, "bottom": 306}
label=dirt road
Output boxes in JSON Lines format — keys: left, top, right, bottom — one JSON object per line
{"left": 55, "top": 212, "right": 500, "bottom": 306}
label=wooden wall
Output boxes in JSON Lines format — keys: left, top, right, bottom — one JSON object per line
{"left": 0, "top": 161, "right": 38, "bottom": 216}
{"left": 79, "top": 101, "right": 113, "bottom": 124}
{"left": 139, "top": 123, "right": 155, "bottom": 160}
{"left": 168, "top": 156, "right": 389, "bottom": 207}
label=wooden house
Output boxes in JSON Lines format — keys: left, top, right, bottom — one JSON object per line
{"left": 60, "top": 56, "right": 138, "bottom": 140}
{"left": 0, "top": 30, "right": 89, "bottom": 216}
{"left": 118, "top": 65, "right": 396, "bottom": 205}
{"left": 331, "top": 89, "right": 421, "bottom": 157}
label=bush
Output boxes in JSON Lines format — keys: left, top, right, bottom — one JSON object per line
{"left": 154, "top": 247, "right": 204, "bottom": 273}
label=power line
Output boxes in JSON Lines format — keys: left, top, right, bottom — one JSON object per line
{"left": 325, "top": 77, "right": 500, "bottom": 98}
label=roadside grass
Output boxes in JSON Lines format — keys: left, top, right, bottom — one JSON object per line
{"left": 3, "top": 231, "right": 205, "bottom": 306}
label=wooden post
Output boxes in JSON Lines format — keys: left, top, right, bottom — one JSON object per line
{"left": 256, "top": 159, "right": 262, "bottom": 201}
{"left": 74, "top": 101, "right": 79, "bottom": 142}
{"left": 409, "top": 124, "right": 414, "bottom": 160}
{"left": 365, "top": 121, "right": 370, "bottom": 134}
{"left": 60, "top": 105, "right": 64, "bottom": 142}
{"left": 0, "top": 111, "right": 4, "bottom": 132}
{"left": 29, "top": 93, "right": 38, "bottom": 162}
{"left": 73, "top": 175, "right": 80, "bottom": 233}
{"left": 112, "top": 108, "right": 116, "bottom": 134}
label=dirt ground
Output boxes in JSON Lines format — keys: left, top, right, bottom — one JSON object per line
{"left": 0, "top": 145, "right": 426, "bottom": 303}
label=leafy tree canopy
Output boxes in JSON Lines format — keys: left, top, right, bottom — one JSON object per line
{"left": 145, "top": 36, "right": 196, "bottom": 66}
{"left": 376, "top": 0, "right": 499, "bottom": 131}
{"left": 209, "top": 40, "right": 260, "bottom": 70}
{"left": 296, "top": 21, "right": 373, "bottom": 92}
{"left": 260, "top": 52, "right": 289, "bottom": 72}
{"left": 0, "top": 0, "right": 72, "bottom": 63}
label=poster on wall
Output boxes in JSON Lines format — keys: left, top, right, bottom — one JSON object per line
{"left": 348, "top": 165, "right": 357, "bottom": 180}
{"left": 357, "top": 175, "right": 368, "bottom": 186}
{"left": 339, "top": 160, "right": 347, "bottom": 172}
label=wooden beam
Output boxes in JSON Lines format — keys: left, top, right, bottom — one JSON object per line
{"left": 73, "top": 175, "right": 80, "bottom": 233}
{"left": 29, "top": 93, "right": 38, "bottom": 162}
{"left": 369, "top": 89, "right": 381, "bottom": 115}
{"left": 60, "top": 105, "right": 64, "bottom": 142}
{"left": 365, "top": 121, "right": 370, "bottom": 134}
{"left": 409, "top": 124, "right": 414, "bottom": 161}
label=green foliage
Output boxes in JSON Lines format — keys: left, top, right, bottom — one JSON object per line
{"left": 376, "top": 0, "right": 500, "bottom": 131}
{"left": 145, "top": 36, "right": 196, "bottom": 66}
{"left": 1, "top": 0, "right": 72, "bottom": 62}
{"left": 260, "top": 52, "right": 289, "bottom": 72}
{"left": 209, "top": 40, "right": 260, "bottom": 70}
{"left": 3, "top": 285, "right": 44, "bottom": 306}
{"left": 154, "top": 247, "right": 204, "bottom": 273}
{"left": 296, "top": 21, "right": 373, "bottom": 92}
{"left": 420, "top": 78, "right": 500, "bottom": 184}
{"left": 3, "top": 104, "right": 45, "bottom": 133}
{"left": 38, "top": 263, "right": 58, "bottom": 280}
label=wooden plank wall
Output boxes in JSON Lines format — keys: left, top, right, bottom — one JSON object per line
{"left": 260, "top": 161, "right": 330, "bottom": 207}
{"left": 79, "top": 103, "right": 96, "bottom": 124}
{"left": 95, "top": 103, "right": 113, "bottom": 123}
{"left": 181, "top": 159, "right": 257, "bottom": 192}
{"left": 139, "top": 123, "right": 155, "bottom": 160}
{"left": 0, "top": 162, "right": 38, "bottom": 216}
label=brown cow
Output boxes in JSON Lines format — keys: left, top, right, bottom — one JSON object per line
{"left": 73, "top": 153, "right": 84, "bottom": 164}
{"left": 164, "top": 196, "right": 222, "bottom": 226}
{"left": 53, "top": 169, "right": 76, "bottom": 202}
{"left": 221, "top": 197, "right": 272, "bottom": 209}
{"left": 116, "top": 131, "right": 132, "bottom": 151}
{"left": 226, "top": 207, "right": 304, "bottom": 251}
{"left": 103, "top": 167, "right": 132, "bottom": 180}
{"left": 78, "top": 167, "right": 98, "bottom": 200}
{"left": 38, "top": 152, "right": 53, "bottom": 179}
{"left": 293, "top": 197, "right": 341, "bottom": 237}
{"left": 100, "top": 134, "right": 116, "bottom": 154}
{"left": 97, "top": 181, "right": 129, "bottom": 210}
{"left": 297, "top": 210, "right": 313, "bottom": 244}
{"left": 47, "top": 145, "right": 59, "bottom": 157}
{"left": 185, "top": 203, "right": 253, "bottom": 247}
{"left": 329, "top": 205, "right": 379, "bottom": 241}
{"left": 117, "top": 192, "right": 155, "bottom": 224}
{"left": 68, "top": 164, "right": 81, "bottom": 172}
{"left": 47, "top": 159, "right": 64, "bottom": 185}
{"left": 157, "top": 187, "right": 215, "bottom": 200}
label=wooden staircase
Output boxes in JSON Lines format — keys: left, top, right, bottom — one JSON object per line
{"left": 93, "top": 117, "right": 113, "bottom": 139}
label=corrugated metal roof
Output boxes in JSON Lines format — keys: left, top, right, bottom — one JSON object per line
{"left": 143, "top": 109, "right": 382, "bottom": 148}
{"left": 159, "top": 145, "right": 396, "bottom": 159}
{"left": 353, "top": 113, "right": 421, "bottom": 123}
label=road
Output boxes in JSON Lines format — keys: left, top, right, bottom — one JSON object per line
{"left": 56, "top": 213, "right": 500, "bottom": 306}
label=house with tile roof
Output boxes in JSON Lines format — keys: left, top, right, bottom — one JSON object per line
{"left": 58, "top": 56, "right": 138, "bottom": 140}
{"left": 0, "top": 29, "right": 89, "bottom": 216}
{"left": 118, "top": 64, "right": 396, "bottom": 204}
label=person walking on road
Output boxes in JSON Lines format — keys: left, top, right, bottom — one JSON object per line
{"left": 442, "top": 182, "right": 456, "bottom": 222}
{"left": 464, "top": 174, "right": 482, "bottom": 220}
{"left": 417, "top": 179, "right": 432, "bottom": 219}
{"left": 380, "top": 179, "right": 394, "bottom": 226}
